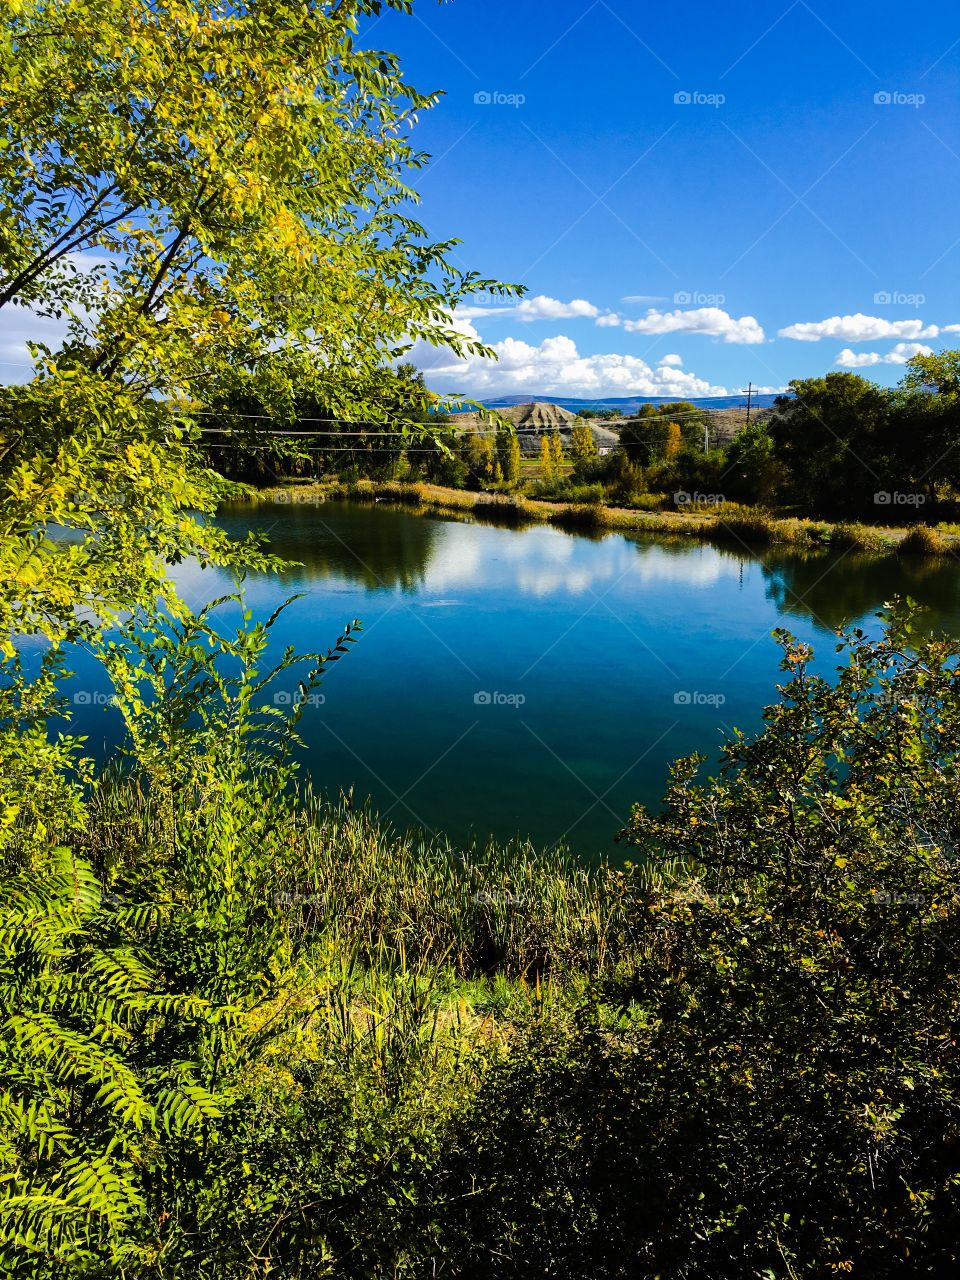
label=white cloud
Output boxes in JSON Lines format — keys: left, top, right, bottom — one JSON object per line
{"left": 659, "top": 353, "right": 684, "bottom": 367}
{"left": 456, "top": 294, "right": 599, "bottom": 321}
{"left": 621, "top": 294, "right": 671, "bottom": 304}
{"left": 835, "top": 342, "right": 935, "bottom": 368}
{"left": 410, "top": 328, "right": 730, "bottom": 398}
{"left": 517, "top": 295, "right": 598, "bottom": 320}
{"left": 780, "top": 313, "right": 940, "bottom": 342}
{"left": 620, "top": 307, "right": 765, "bottom": 344}
{"left": 595, "top": 312, "right": 622, "bottom": 328}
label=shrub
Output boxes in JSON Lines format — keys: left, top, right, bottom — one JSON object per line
{"left": 471, "top": 495, "right": 537, "bottom": 526}
{"left": 830, "top": 521, "right": 889, "bottom": 553}
{"left": 898, "top": 523, "right": 949, "bottom": 556}
{"left": 547, "top": 503, "right": 611, "bottom": 532}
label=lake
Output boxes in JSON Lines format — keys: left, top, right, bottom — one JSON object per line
{"left": 65, "top": 499, "right": 960, "bottom": 856}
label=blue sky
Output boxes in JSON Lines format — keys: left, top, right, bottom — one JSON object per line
{"left": 3, "top": 1, "right": 958, "bottom": 401}
{"left": 378, "top": 0, "right": 960, "bottom": 399}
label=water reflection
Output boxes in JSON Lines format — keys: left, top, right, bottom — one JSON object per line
{"left": 217, "top": 500, "right": 443, "bottom": 593}
{"left": 759, "top": 549, "right": 960, "bottom": 634}
{"left": 218, "top": 501, "right": 960, "bottom": 637}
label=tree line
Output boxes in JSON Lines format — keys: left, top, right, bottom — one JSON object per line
{"left": 215, "top": 355, "right": 960, "bottom": 521}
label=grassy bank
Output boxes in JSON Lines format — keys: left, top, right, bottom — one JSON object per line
{"left": 253, "top": 478, "right": 960, "bottom": 557}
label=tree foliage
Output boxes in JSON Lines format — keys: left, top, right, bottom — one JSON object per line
{"left": 0, "top": 0, "right": 517, "bottom": 642}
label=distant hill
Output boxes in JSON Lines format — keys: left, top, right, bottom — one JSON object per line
{"left": 471, "top": 392, "right": 783, "bottom": 413}
{"left": 449, "top": 401, "right": 619, "bottom": 455}
{"left": 450, "top": 401, "right": 576, "bottom": 429}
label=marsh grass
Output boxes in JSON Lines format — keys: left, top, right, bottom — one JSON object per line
{"left": 547, "top": 503, "right": 612, "bottom": 532}
{"left": 470, "top": 494, "right": 538, "bottom": 526}
{"left": 86, "top": 780, "right": 644, "bottom": 982}
{"left": 898, "top": 524, "right": 950, "bottom": 556}
{"left": 830, "top": 521, "right": 891, "bottom": 553}
{"left": 708, "top": 509, "right": 813, "bottom": 548}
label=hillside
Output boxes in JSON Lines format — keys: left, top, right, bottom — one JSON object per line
{"left": 450, "top": 401, "right": 620, "bottom": 454}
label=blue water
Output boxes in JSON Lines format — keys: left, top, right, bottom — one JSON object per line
{"left": 63, "top": 500, "right": 960, "bottom": 857}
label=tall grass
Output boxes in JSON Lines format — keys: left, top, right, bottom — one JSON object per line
{"left": 85, "top": 780, "right": 646, "bottom": 981}
{"left": 470, "top": 494, "right": 538, "bottom": 526}
{"left": 708, "top": 509, "right": 814, "bottom": 548}
{"left": 547, "top": 502, "right": 612, "bottom": 532}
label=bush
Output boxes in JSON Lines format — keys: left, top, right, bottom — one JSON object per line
{"left": 547, "top": 502, "right": 611, "bottom": 532}
{"left": 830, "top": 520, "right": 890, "bottom": 553}
{"left": 532, "top": 481, "right": 605, "bottom": 505}
{"left": 898, "top": 523, "right": 949, "bottom": 556}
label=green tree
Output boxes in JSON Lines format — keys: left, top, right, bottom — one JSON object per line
{"left": 539, "top": 433, "right": 557, "bottom": 482}
{"left": 0, "top": 0, "right": 517, "bottom": 641}
{"left": 619, "top": 403, "right": 706, "bottom": 467}
{"left": 765, "top": 373, "right": 893, "bottom": 514}
{"left": 723, "top": 421, "right": 788, "bottom": 505}
{"left": 570, "top": 420, "right": 599, "bottom": 475}
{"left": 902, "top": 348, "right": 960, "bottom": 397}
{"left": 619, "top": 415, "right": 669, "bottom": 467}
{"left": 496, "top": 426, "right": 521, "bottom": 488}
{"left": 898, "top": 351, "right": 960, "bottom": 498}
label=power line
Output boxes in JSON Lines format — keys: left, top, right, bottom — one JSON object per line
{"left": 194, "top": 406, "right": 769, "bottom": 437}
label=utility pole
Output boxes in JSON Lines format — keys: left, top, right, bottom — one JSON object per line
{"left": 745, "top": 382, "right": 754, "bottom": 431}
{"left": 703, "top": 420, "right": 710, "bottom": 453}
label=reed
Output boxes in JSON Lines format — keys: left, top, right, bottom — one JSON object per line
{"left": 85, "top": 780, "right": 644, "bottom": 982}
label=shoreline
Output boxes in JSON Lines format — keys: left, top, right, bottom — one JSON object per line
{"left": 246, "top": 479, "right": 959, "bottom": 558}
